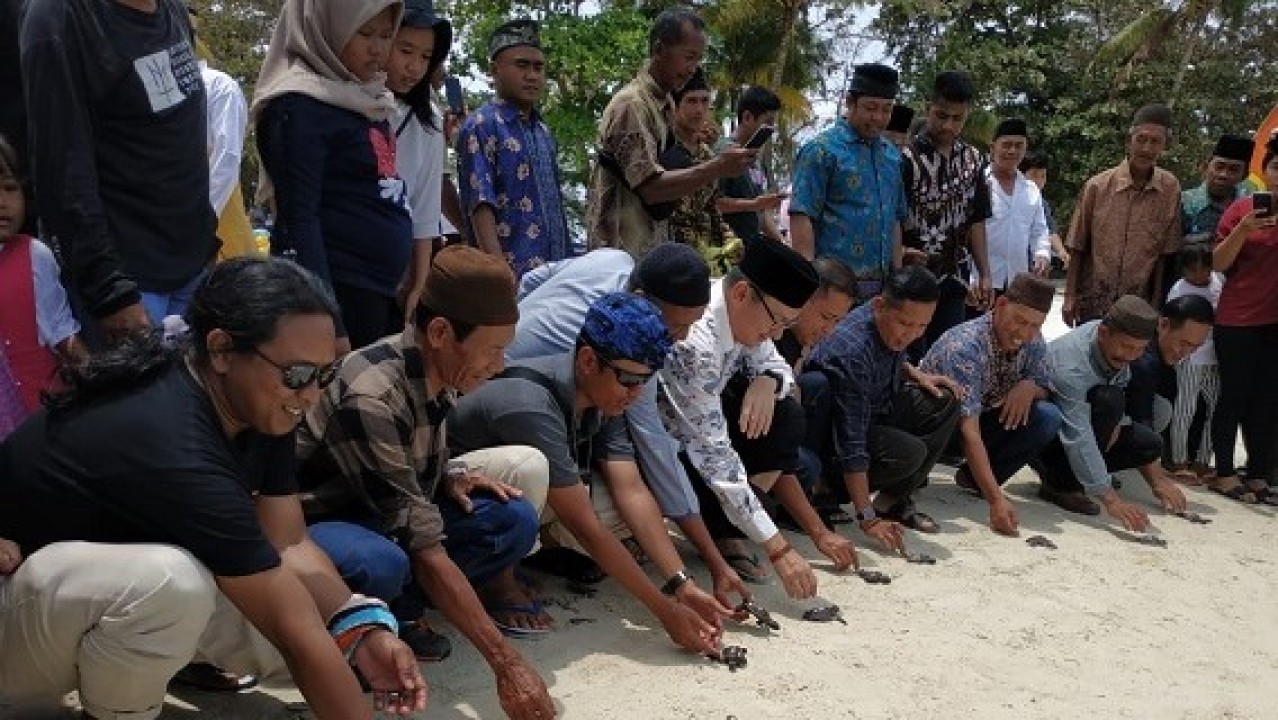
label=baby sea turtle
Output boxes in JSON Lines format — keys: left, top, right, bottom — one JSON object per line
{"left": 904, "top": 551, "right": 937, "bottom": 565}
{"left": 855, "top": 568, "right": 891, "bottom": 585}
{"left": 801, "top": 604, "right": 847, "bottom": 625}
{"left": 1136, "top": 533, "right": 1168, "bottom": 548}
{"left": 1025, "top": 535, "right": 1058, "bottom": 550}
{"left": 735, "top": 600, "right": 780, "bottom": 631}
{"left": 708, "top": 645, "right": 748, "bottom": 671}
{"left": 1175, "top": 510, "right": 1212, "bottom": 525}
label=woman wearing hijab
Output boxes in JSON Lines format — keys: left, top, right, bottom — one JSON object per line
{"left": 254, "top": 0, "right": 414, "bottom": 351}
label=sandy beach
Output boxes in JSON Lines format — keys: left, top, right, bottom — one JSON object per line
{"left": 6, "top": 293, "right": 1277, "bottom": 720}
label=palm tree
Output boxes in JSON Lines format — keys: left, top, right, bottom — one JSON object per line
{"left": 1092, "top": 0, "right": 1251, "bottom": 106}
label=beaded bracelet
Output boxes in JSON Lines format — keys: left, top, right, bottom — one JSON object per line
{"left": 767, "top": 542, "right": 794, "bottom": 564}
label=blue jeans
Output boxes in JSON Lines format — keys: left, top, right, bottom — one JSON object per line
{"left": 796, "top": 370, "right": 834, "bottom": 495}
{"left": 309, "top": 495, "right": 538, "bottom": 611}
{"left": 308, "top": 521, "right": 410, "bottom": 603}
{"left": 140, "top": 269, "right": 208, "bottom": 325}
{"left": 978, "top": 400, "right": 1064, "bottom": 484}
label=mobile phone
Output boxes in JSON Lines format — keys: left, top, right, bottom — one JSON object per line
{"left": 444, "top": 77, "right": 465, "bottom": 115}
{"left": 1254, "top": 191, "right": 1273, "bottom": 219}
{"left": 744, "top": 124, "right": 775, "bottom": 150}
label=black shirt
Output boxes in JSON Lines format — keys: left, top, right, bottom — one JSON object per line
{"left": 21, "top": 0, "right": 216, "bottom": 317}
{"left": 1126, "top": 341, "right": 1177, "bottom": 428}
{"left": 0, "top": 363, "right": 296, "bottom": 577}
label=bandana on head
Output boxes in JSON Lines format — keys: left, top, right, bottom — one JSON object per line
{"left": 580, "top": 293, "right": 673, "bottom": 372}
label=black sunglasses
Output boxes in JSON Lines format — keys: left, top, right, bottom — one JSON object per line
{"left": 253, "top": 348, "right": 339, "bottom": 390}
{"left": 596, "top": 353, "right": 654, "bottom": 388}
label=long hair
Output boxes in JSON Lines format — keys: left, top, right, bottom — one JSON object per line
{"left": 44, "top": 257, "right": 338, "bottom": 412}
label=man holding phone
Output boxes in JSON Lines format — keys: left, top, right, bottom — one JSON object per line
{"left": 457, "top": 19, "right": 571, "bottom": 279}
{"left": 716, "top": 86, "right": 786, "bottom": 245}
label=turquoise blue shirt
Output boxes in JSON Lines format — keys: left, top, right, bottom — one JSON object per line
{"left": 788, "top": 119, "right": 907, "bottom": 279}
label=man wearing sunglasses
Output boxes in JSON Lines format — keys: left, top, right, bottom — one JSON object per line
{"left": 508, "top": 244, "right": 754, "bottom": 616}
{"left": 659, "top": 240, "right": 858, "bottom": 599}
{"left": 448, "top": 292, "right": 724, "bottom": 657}
{"left": 295, "top": 246, "right": 555, "bottom": 720}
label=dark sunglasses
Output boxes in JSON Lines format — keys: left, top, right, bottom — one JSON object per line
{"left": 596, "top": 353, "right": 654, "bottom": 388}
{"left": 253, "top": 348, "right": 339, "bottom": 390}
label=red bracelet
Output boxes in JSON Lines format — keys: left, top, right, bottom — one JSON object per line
{"left": 767, "top": 543, "right": 794, "bottom": 564}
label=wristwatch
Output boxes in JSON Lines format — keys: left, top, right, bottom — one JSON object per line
{"left": 660, "top": 569, "right": 691, "bottom": 596}
{"left": 855, "top": 506, "right": 877, "bottom": 523}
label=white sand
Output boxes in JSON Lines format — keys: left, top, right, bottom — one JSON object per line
{"left": 7, "top": 290, "right": 1278, "bottom": 720}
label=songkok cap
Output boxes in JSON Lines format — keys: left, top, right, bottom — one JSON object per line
{"left": 738, "top": 239, "right": 819, "bottom": 310}
{"left": 1132, "top": 103, "right": 1172, "bottom": 129}
{"left": 993, "top": 118, "right": 1028, "bottom": 140}
{"left": 1102, "top": 295, "right": 1159, "bottom": 341}
{"left": 1003, "top": 273, "right": 1054, "bottom": 314}
{"left": 1212, "top": 134, "right": 1255, "bottom": 163}
{"left": 848, "top": 63, "right": 899, "bottom": 100}
{"left": 580, "top": 293, "right": 673, "bottom": 372}
{"left": 489, "top": 18, "right": 540, "bottom": 60}
{"left": 419, "top": 245, "right": 518, "bottom": 326}
{"left": 633, "top": 243, "right": 711, "bottom": 308}
{"left": 402, "top": 0, "right": 453, "bottom": 68}
{"left": 887, "top": 104, "right": 915, "bottom": 133}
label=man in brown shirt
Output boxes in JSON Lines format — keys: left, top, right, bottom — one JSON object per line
{"left": 1063, "top": 104, "right": 1183, "bottom": 325}
{"left": 586, "top": 6, "right": 754, "bottom": 258}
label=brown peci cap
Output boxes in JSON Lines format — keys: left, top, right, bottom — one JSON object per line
{"left": 1102, "top": 295, "right": 1158, "bottom": 341}
{"left": 1003, "top": 273, "right": 1055, "bottom": 313}
{"left": 419, "top": 245, "right": 519, "bottom": 326}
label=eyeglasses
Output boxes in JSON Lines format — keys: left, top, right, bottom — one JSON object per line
{"left": 749, "top": 281, "right": 799, "bottom": 331}
{"left": 253, "top": 348, "right": 339, "bottom": 390}
{"left": 596, "top": 353, "right": 654, "bottom": 388}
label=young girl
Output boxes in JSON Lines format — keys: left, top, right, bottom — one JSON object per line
{"left": 253, "top": 0, "right": 413, "bottom": 350}
{"left": 1166, "top": 242, "right": 1222, "bottom": 482}
{"left": 0, "top": 134, "right": 84, "bottom": 436}
{"left": 385, "top": 0, "right": 453, "bottom": 322}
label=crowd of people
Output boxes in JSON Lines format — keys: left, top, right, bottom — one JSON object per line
{"left": 0, "top": 0, "right": 1276, "bottom": 718}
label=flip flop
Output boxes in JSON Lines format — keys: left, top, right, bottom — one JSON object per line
{"left": 1171, "top": 467, "right": 1205, "bottom": 487}
{"left": 883, "top": 503, "right": 940, "bottom": 534}
{"left": 523, "top": 547, "right": 607, "bottom": 585}
{"left": 1246, "top": 484, "right": 1278, "bottom": 507}
{"left": 488, "top": 599, "right": 554, "bottom": 637}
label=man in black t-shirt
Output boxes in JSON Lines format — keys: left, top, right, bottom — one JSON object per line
{"left": 21, "top": 0, "right": 218, "bottom": 341}
{"left": 715, "top": 86, "right": 784, "bottom": 245}
{"left": 0, "top": 258, "right": 426, "bottom": 719}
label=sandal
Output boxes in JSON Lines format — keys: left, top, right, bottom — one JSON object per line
{"left": 1245, "top": 482, "right": 1278, "bottom": 507}
{"left": 1208, "top": 478, "right": 1258, "bottom": 505}
{"left": 488, "top": 599, "right": 554, "bottom": 637}
{"left": 717, "top": 539, "right": 771, "bottom": 584}
{"left": 523, "top": 547, "right": 607, "bottom": 585}
{"left": 883, "top": 501, "right": 940, "bottom": 534}
{"left": 1170, "top": 465, "right": 1205, "bottom": 487}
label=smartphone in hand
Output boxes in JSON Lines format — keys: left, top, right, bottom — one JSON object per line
{"left": 744, "top": 124, "right": 775, "bottom": 149}
{"left": 1254, "top": 191, "right": 1274, "bottom": 219}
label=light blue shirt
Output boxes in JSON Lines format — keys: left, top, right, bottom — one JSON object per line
{"left": 507, "top": 249, "right": 701, "bottom": 520}
{"left": 1046, "top": 321, "right": 1131, "bottom": 494}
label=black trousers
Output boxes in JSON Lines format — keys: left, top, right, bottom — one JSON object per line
{"left": 682, "top": 373, "right": 806, "bottom": 541}
{"left": 1037, "top": 386, "right": 1163, "bottom": 492}
{"left": 333, "top": 282, "right": 401, "bottom": 350}
{"left": 1211, "top": 323, "right": 1278, "bottom": 480}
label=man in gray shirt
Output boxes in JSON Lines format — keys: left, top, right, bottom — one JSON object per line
{"left": 1037, "top": 295, "right": 1187, "bottom": 530}
{"left": 449, "top": 292, "right": 726, "bottom": 656}
{"left": 509, "top": 244, "right": 752, "bottom": 609}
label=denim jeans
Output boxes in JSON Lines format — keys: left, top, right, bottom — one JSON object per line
{"left": 140, "top": 268, "right": 208, "bottom": 326}
{"left": 308, "top": 521, "right": 410, "bottom": 604}
{"left": 975, "top": 400, "right": 1063, "bottom": 484}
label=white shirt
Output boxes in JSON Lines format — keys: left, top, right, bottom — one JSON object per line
{"left": 1166, "top": 275, "right": 1223, "bottom": 365}
{"left": 393, "top": 100, "right": 453, "bottom": 239}
{"left": 199, "top": 62, "right": 247, "bottom": 216}
{"left": 980, "top": 167, "right": 1050, "bottom": 289}
{"left": 657, "top": 280, "right": 794, "bottom": 543}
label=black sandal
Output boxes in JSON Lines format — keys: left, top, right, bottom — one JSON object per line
{"left": 883, "top": 501, "right": 940, "bottom": 534}
{"left": 1209, "top": 481, "right": 1258, "bottom": 505}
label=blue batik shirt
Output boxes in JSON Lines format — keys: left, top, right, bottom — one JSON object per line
{"left": 458, "top": 98, "right": 571, "bottom": 278}
{"left": 788, "top": 118, "right": 908, "bottom": 280}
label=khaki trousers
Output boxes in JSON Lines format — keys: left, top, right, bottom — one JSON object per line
{"left": 0, "top": 542, "right": 285, "bottom": 720}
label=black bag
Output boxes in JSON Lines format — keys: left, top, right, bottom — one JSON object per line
{"left": 596, "top": 128, "right": 692, "bottom": 222}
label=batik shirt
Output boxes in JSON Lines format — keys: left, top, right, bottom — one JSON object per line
{"left": 1181, "top": 183, "right": 1247, "bottom": 237}
{"left": 1066, "top": 161, "right": 1182, "bottom": 320}
{"left": 664, "top": 137, "right": 728, "bottom": 255}
{"left": 789, "top": 119, "right": 908, "bottom": 280}
{"left": 919, "top": 313, "right": 1050, "bottom": 418}
{"left": 901, "top": 131, "right": 993, "bottom": 279}
{"left": 458, "top": 98, "right": 571, "bottom": 278}
{"left": 657, "top": 280, "right": 793, "bottom": 543}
